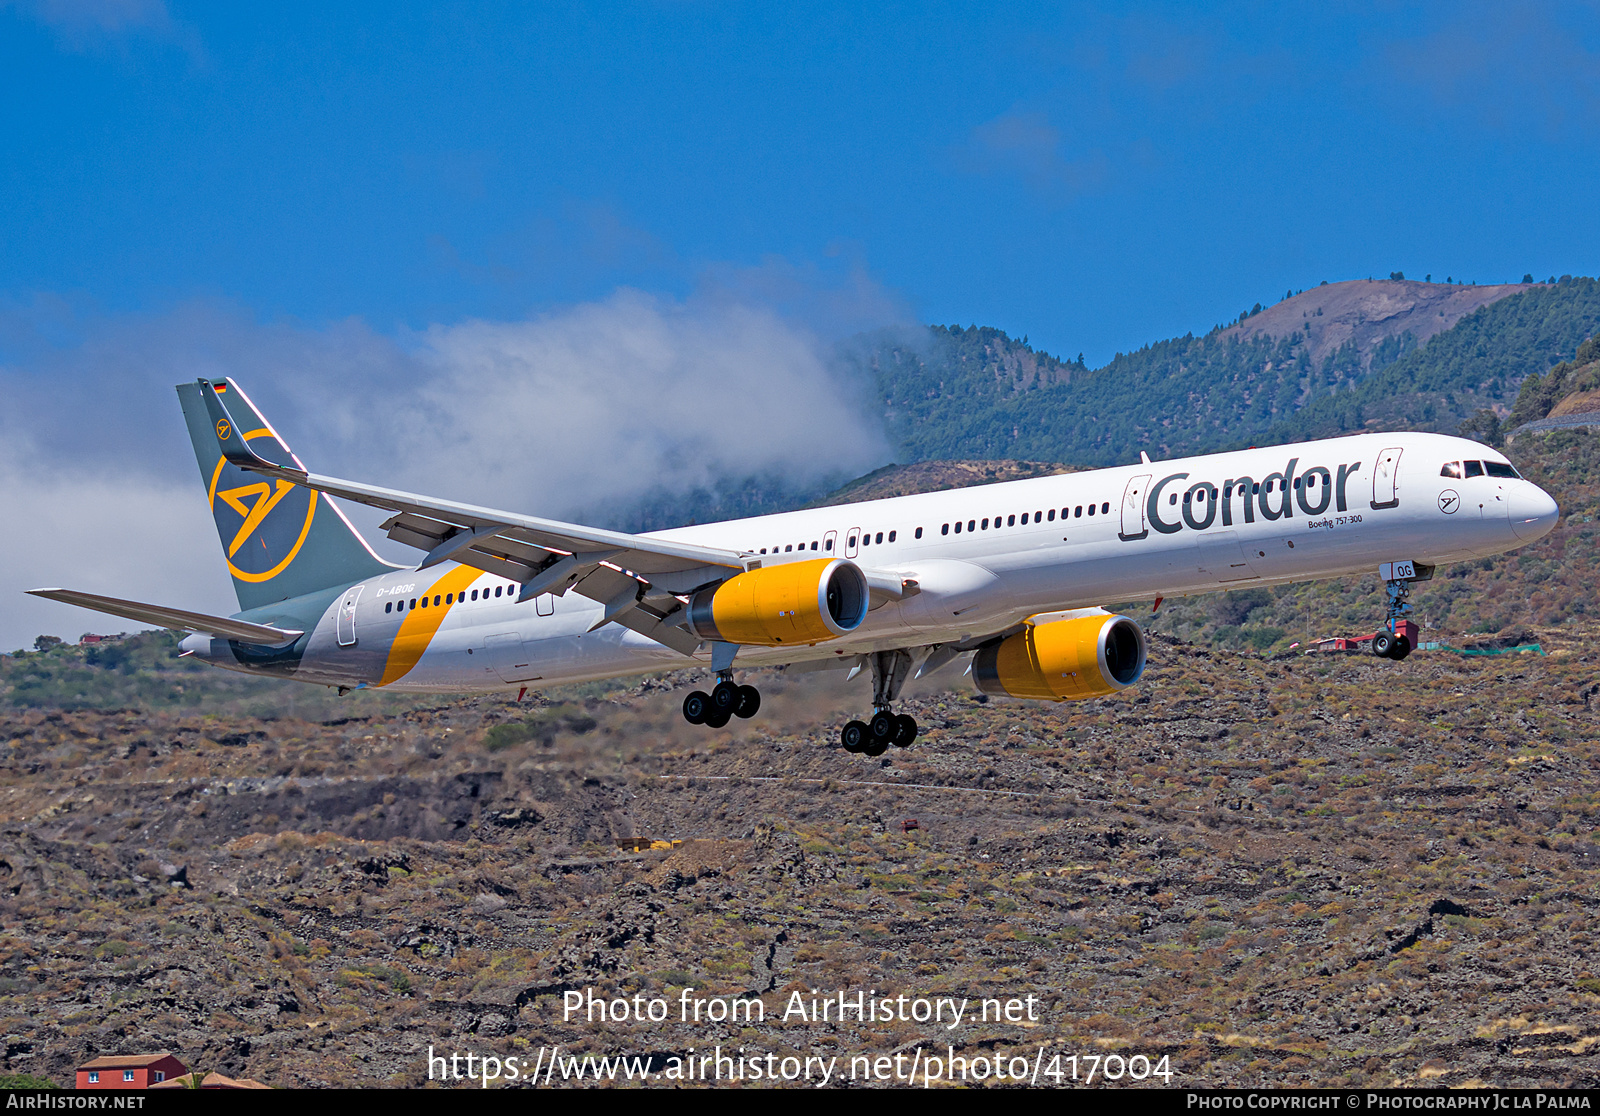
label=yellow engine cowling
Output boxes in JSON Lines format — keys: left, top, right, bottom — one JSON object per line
{"left": 686, "top": 558, "right": 869, "bottom": 646}
{"left": 972, "top": 611, "right": 1146, "bottom": 701}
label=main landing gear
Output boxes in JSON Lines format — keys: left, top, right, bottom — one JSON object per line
{"left": 840, "top": 650, "right": 919, "bottom": 757}
{"left": 681, "top": 672, "right": 761, "bottom": 730}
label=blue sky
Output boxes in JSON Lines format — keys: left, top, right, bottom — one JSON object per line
{"left": 2, "top": 0, "right": 1598, "bottom": 645}
{"left": 7, "top": 1, "right": 1598, "bottom": 359}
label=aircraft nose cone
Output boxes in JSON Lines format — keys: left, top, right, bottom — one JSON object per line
{"left": 1508, "top": 482, "right": 1559, "bottom": 542}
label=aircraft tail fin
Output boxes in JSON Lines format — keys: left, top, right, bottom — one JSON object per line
{"left": 176, "top": 379, "right": 395, "bottom": 612}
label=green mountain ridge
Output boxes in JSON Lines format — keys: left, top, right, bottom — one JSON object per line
{"left": 854, "top": 276, "right": 1600, "bottom": 469}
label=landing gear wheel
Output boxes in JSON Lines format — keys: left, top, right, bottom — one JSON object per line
{"left": 734, "top": 684, "right": 761, "bottom": 719}
{"left": 841, "top": 720, "right": 868, "bottom": 753}
{"left": 682, "top": 690, "right": 711, "bottom": 725}
{"left": 704, "top": 708, "right": 732, "bottom": 730}
{"left": 1372, "top": 632, "right": 1395, "bottom": 659}
{"left": 868, "top": 710, "right": 897, "bottom": 745}
{"left": 711, "top": 680, "right": 740, "bottom": 714}
{"left": 1392, "top": 635, "right": 1412, "bottom": 661}
{"left": 862, "top": 737, "right": 890, "bottom": 757}
{"left": 892, "top": 714, "right": 918, "bottom": 748}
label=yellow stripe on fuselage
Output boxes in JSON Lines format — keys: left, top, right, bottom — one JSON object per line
{"left": 378, "top": 565, "right": 482, "bottom": 686}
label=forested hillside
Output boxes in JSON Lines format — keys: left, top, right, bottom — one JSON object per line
{"left": 1270, "top": 277, "right": 1600, "bottom": 443}
{"left": 850, "top": 277, "right": 1600, "bottom": 467}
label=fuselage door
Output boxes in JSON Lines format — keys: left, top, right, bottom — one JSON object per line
{"left": 1371, "top": 448, "right": 1403, "bottom": 510}
{"left": 1119, "top": 474, "right": 1151, "bottom": 541}
{"left": 336, "top": 585, "right": 362, "bottom": 647}
{"left": 484, "top": 632, "right": 541, "bottom": 683}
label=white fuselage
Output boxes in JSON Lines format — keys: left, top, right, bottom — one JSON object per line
{"left": 184, "top": 431, "right": 1558, "bottom": 692}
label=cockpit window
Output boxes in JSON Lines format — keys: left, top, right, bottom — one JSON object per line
{"left": 1440, "top": 461, "right": 1462, "bottom": 479}
{"left": 1484, "top": 461, "right": 1519, "bottom": 479}
{"left": 1463, "top": 460, "right": 1485, "bottom": 478}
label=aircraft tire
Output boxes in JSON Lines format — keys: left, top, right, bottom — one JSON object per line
{"left": 682, "top": 690, "right": 711, "bottom": 725}
{"left": 1372, "top": 633, "right": 1395, "bottom": 659}
{"left": 1392, "top": 635, "right": 1411, "bottom": 660}
{"left": 841, "top": 720, "right": 868, "bottom": 753}
{"left": 868, "top": 710, "right": 897, "bottom": 744}
{"left": 892, "top": 714, "right": 918, "bottom": 748}
{"left": 734, "top": 685, "right": 761, "bottom": 718}
{"left": 704, "top": 708, "right": 732, "bottom": 729}
{"left": 862, "top": 737, "right": 890, "bottom": 758}
{"left": 711, "top": 680, "right": 740, "bottom": 714}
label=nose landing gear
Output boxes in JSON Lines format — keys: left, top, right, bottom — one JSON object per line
{"left": 840, "top": 650, "right": 919, "bottom": 756}
{"left": 1372, "top": 562, "right": 1432, "bottom": 660}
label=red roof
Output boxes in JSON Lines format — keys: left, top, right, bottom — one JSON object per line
{"left": 78, "top": 1053, "right": 177, "bottom": 1071}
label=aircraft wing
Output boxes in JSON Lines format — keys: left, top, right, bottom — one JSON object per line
{"left": 25, "top": 589, "right": 303, "bottom": 646}
{"left": 197, "top": 380, "right": 743, "bottom": 651}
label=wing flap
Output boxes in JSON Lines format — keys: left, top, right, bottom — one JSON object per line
{"left": 26, "top": 589, "right": 303, "bottom": 646}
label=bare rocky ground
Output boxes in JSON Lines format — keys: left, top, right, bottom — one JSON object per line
{"left": 0, "top": 639, "right": 1597, "bottom": 1089}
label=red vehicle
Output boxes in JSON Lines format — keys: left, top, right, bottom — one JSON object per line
{"left": 1308, "top": 619, "right": 1420, "bottom": 658}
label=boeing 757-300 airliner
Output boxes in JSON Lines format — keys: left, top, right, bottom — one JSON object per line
{"left": 30, "top": 378, "right": 1558, "bottom": 756}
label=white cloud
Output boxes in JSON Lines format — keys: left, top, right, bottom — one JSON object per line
{"left": 0, "top": 285, "right": 897, "bottom": 647}
{"left": 0, "top": 439, "right": 232, "bottom": 650}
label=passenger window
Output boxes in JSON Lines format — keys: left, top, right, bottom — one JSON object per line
{"left": 446, "top": 593, "right": 453, "bottom": 604}
{"left": 1102, "top": 502, "right": 1109, "bottom": 514}
{"left": 495, "top": 586, "right": 502, "bottom": 597}
{"left": 1464, "top": 460, "right": 1484, "bottom": 477}
{"left": 1048, "top": 509, "right": 1056, "bottom": 521}
{"left": 849, "top": 535, "right": 858, "bottom": 548}
{"left": 968, "top": 520, "right": 975, "bottom": 531}
{"left": 954, "top": 522, "right": 962, "bottom": 533}
{"left": 1075, "top": 506, "right": 1082, "bottom": 517}
{"left": 875, "top": 532, "right": 883, "bottom": 544}
{"left": 825, "top": 539, "right": 833, "bottom": 550}
{"left": 434, "top": 595, "right": 441, "bottom": 606}
{"left": 785, "top": 544, "right": 792, "bottom": 552}
{"left": 1007, "top": 514, "right": 1015, "bottom": 526}
{"left": 385, "top": 601, "right": 393, "bottom": 613}
{"left": 982, "top": 518, "right": 989, "bottom": 529}
{"left": 1089, "top": 504, "right": 1096, "bottom": 515}
{"left": 1485, "top": 461, "right": 1518, "bottom": 478}
{"left": 942, "top": 524, "right": 950, "bottom": 535}
{"left": 811, "top": 541, "right": 819, "bottom": 550}
{"left": 420, "top": 597, "right": 428, "bottom": 608}
{"left": 1035, "top": 510, "right": 1042, "bottom": 520}
{"left": 1441, "top": 462, "right": 1462, "bottom": 478}
{"left": 1252, "top": 482, "right": 1260, "bottom": 494}
{"left": 889, "top": 531, "right": 897, "bottom": 542}
{"left": 1170, "top": 493, "right": 1178, "bottom": 505}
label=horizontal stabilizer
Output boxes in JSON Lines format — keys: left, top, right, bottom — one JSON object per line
{"left": 26, "top": 589, "right": 303, "bottom": 646}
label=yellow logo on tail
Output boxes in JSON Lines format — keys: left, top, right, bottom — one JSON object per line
{"left": 207, "top": 429, "right": 318, "bottom": 583}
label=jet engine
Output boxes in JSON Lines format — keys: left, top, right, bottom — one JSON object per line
{"left": 973, "top": 610, "right": 1146, "bottom": 701}
{"left": 686, "top": 558, "right": 870, "bottom": 646}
